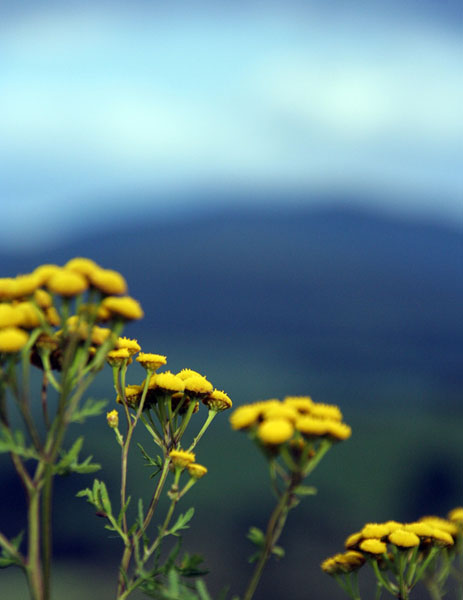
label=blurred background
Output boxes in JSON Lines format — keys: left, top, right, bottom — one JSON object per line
{"left": 1, "top": 1, "right": 462, "bottom": 598}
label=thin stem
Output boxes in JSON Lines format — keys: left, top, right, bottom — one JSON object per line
{"left": 187, "top": 410, "right": 216, "bottom": 452}
{"left": 26, "top": 487, "right": 44, "bottom": 600}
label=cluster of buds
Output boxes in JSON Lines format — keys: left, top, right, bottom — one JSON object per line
{"left": 322, "top": 508, "right": 463, "bottom": 599}
{"left": 0, "top": 258, "right": 143, "bottom": 378}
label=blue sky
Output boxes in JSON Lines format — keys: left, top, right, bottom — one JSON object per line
{"left": 1, "top": 1, "right": 462, "bottom": 250}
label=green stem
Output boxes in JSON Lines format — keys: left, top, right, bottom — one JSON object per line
{"left": 26, "top": 487, "right": 44, "bottom": 600}
{"left": 187, "top": 410, "right": 216, "bottom": 452}
{"left": 41, "top": 465, "right": 53, "bottom": 600}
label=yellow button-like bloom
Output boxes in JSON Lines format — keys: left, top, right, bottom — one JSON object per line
{"left": 448, "top": 507, "right": 463, "bottom": 524}
{"left": 116, "top": 337, "right": 141, "bottom": 356}
{"left": 419, "top": 516, "right": 458, "bottom": 536}
{"left": 229, "top": 405, "right": 261, "bottom": 430}
{"left": 309, "top": 402, "right": 343, "bottom": 422}
{"left": 169, "top": 449, "right": 195, "bottom": 469}
{"left": 9, "top": 273, "right": 42, "bottom": 299}
{"left": 257, "top": 419, "right": 294, "bottom": 445}
{"left": 91, "top": 326, "right": 112, "bottom": 346}
{"left": 404, "top": 522, "right": 436, "bottom": 538}
{"left": 65, "top": 257, "right": 100, "bottom": 277}
{"left": 152, "top": 371, "right": 185, "bottom": 394}
{"left": 89, "top": 268, "right": 127, "bottom": 295}
{"left": 321, "top": 551, "right": 365, "bottom": 575}
{"left": 283, "top": 396, "right": 313, "bottom": 414}
{"left": 34, "top": 289, "right": 53, "bottom": 309}
{"left": 183, "top": 375, "right": 213, "bottom": 395}
{"left": 361, "top": 523, "right": 390, "bottom": 539}
{"left": 136, "top": 352, "right": 167, "bottom": 370}
{"left": 429, "top": 528, "right": 454, "bottom": 546}
{"left": 326, "top": 421, "right": 352, "bottom": 441}
{"left": 107, "top": 348, "right": 132, "bottom": 367}
{"left": 47, "top": 269, "right": 88, "bottom": 297}
{"left": 0, "top": 278, "right": 15, "bottom": 300}
{"left": 187, "top": 463, "right": 208, "bottom": 479}
{"left": 102, "top": 296, "right": 144, "bottom": 320}
{"left": 16, "top": 302, "right": 42, "bottom": 329}
{"left": 106, "top": 409, "right": 119, "bottom": 428}
{"left": 33, "top": 264, "right": 61, "bottom": 285}
{"left": 177, "top": 368, "right": 203, "bottom": 380}
{"left": 344, "top": 532, "right": 362, "bottom": 549}
{"left": 45, "top": 307, "right": 61, "bottom": 327}
{"left": 204, "top": 389, "right": 232, "bottom": 412}
{"left": 0, "top": 303, "right": 23, "bottom": 328}
{"left": 0, "top": 327, "right": 29, "bottom": 353}
{"left": 388, "top": 529, "right": 420, "bottom": 548}
{"left": 262, "top": 403, "right": 299, "bottom": 423}
{"left": 116, "top": 384, "right": 142, "bottom": 408}
{"left": 359, "top": 539, "right": 387, "bottom": 554}
{"left": 295, "top": 416, "right": 329, "bottom": 437}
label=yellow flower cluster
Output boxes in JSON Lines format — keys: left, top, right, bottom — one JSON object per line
{"left": 230, "top": 396, "right": 351, "bottom": 447}
{"left": 0, "top": 258, "right": 143, "bottom": 363}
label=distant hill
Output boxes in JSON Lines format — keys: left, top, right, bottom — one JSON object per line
{"left": 1, "top": 203, "right": 462, "bottom": 407}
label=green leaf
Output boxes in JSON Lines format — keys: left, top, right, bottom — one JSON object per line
{"left": 167, "top": 507, "right": 194, "bottom": 537}
{"left": 138, "top": 444, "right": 164, "bottom": 478}
{"left": 0, "top": 425, "right": 38, "bottom": 460}
{"left": 54, "top": 437, "right": 101, "bottom": 476}
{"left": 293, "top": 485, "right": 317, "bottom": 496}
{"left": 0, "top": 530, "right": 24, "bottom": 569}
{"left": 272, "top": 545, "right": 285, "bottom": 559}
{"left": 246, "top": 526, "right": 264, "bottom": 547}
{"left": 71, "top": 397, "right": 107, "bottom": 423}
{"left": 195, "top": 580, "right": 212, "bottom": 600}
{"left": 179, "top": 553, "right": 208, "bottom": 578}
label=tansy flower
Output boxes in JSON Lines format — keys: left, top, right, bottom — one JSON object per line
{"left": 16, "top": 302, "right": 42, "bottom": 329}
{"left": 102, "top": 296, "right": 144, "bottom": 320}
{"left": 257, "top": 419, "right": 294, "bottom": 445}
{"left": 187, "top": 463, "right": 208, "bottom": 479}
{"left": 345, "top": 532, "right": 362, "bottom": 550}
{"left": 45, "top": 307, "right": 60, "bottom": 327}
{"left": 0, "top": 327, "right": 29, "bottom": 353}
{"left": 283, "top": 396, "right": 314, "bottom": 414}
{"left": 295, "top": 416, "right": 329, "bottom": 437}
{"left": 183, "top": 375, "right": 213, "bottom": 396}
{"left": 34, "top": 289, "right": 53, "bottom": 309}
{"left": 117, "top": 385, "right": 142, "bottom": 409}
{"left": 91, "top": 326, "right": 112, "bottom": 346}
{"left": 116, "top": 337, "right": 141, "bottom": 356}
{"left": 428, "top": 529, "right": 454, "bottom": 546}
{"left": 33, "top": 264, "right": 61, "bottom": 286}
{"left": 0, "top": 303, "right": 23, "bottom": 328}
{"left": 229, "top": 405, "right": 261, "bottom": 430}
{"left": 47, "top": 269, "right": 88, "bottom": 297}
{"left": 309, "top": 402, "right": 343, "bottom": 422}
{"left": 0, "top": 278, "right": 15, "bottom": 300}
{"left": 203, "top": 389, "right": 232, "bottom": 412}
{"left": 151, "top": 371, "right": 185, "bottom": 394}
{"left": 89, "top": 268, "right": 127, "bottom": 295}
{"left": 107, "top": 348, "right": 132, "bottom": 367}
{"left": 325, "top": 421, "right": 352, "bottom": 441}
{"left": 361, "top": 523, "right": 390, "bottom": 539}
{"left": 169, "top": 450, "right": 195, "bottom": 469}
{"left": 388, "top": 529, "right": 420, "bottom": 548}
{"left": 65, "top": 257, "right": 100, "bottom": 277}
{"left": 262, "top": 404, "right": 299, "bottom": 423}
{"left": 359, "top": 539, "right": 387, "bottom": 554}
{"left": 177, "top": 368, "right": 203, "bottom": 380}
{"left": 136, "top": 352, "right": 167, "bottom": 370}
{"left": 419, "top": 516, "right": 458, "bottom": 537}
{"left": 403, "top": 522, "right": 436, "bottom": 538}
{"left": 449, "top": 507, "right": 463, "bottom": 524}
{"left": 106, "top": 410, "right": 119, "bottom": 428}
{"left": 9, "top": 273, "right": 42, "bottom": 299}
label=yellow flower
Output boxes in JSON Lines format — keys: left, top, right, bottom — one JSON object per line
{"left": 419, "top": 516, "right": 458, "bottom": 536}
{"left": 106, "top": 410, "right": 119, "bottom": 428}
{"left": 16, "top": 302, "right": 42, "bottom": 329}
{"left": 107, "top": 348, "right": 132, "bottom": 366}
{"left": 309, "top": 402, "right": 343, "bottom": 422}
{"left": 177, "top": 368, "right": 203, "bottom": 380}
{"left": 448, "top": 507, "right": 463, "bottom": 524}
{"left": 64, "top": 257, "right": 100, "bottom": 277}
{"left": 203, "top": 389, "right": 232, "bottom": 412}
{"left": 283, "top": 396, "right": 314, "bottom": 414}
{"left": 229, "top": 405, "right": 261, "bottom": 430}
{"left": 89, "top": 268, "right": 128, "bottom": 295}
{"left": 429, "top": 529, "right": 454, "bottom": 546}
{"left": 169, "top": 450, "right": 195, "bottom": 469}
{"left": 325, "top": 421, "right": 352, "bottom": 441}
{"left": 91, "top": 326, "right": 112, "bottom": 346}
{"left": 295, "top": 416, "right": 329, "bottom": 437}
{"left": 151, "top": 371, "right": 185, "bottom": 394}
{"left": 361, "top": 523, "right": 390, "bottom": 539}
{"left": 102, "top": 296, "right": 144, "bottom": 320}
{"left": 388, "top": 529, "right": 420, "bottom": 548}
{"left": 116, "top": 384, "right": 142, "bottom": 409}
{"left": 47, "top": 269, "right": 88, "bottom": 297}
{"left": 262, "top": 404, "right": 299, "bottom": 423}
{"left": 0, "top": 303, "right": 23, "bottom": 328}
{"left": 136, "top": 352, "right": 167, "bottom": 370}
{"left": 257, "top": 419, "right": 294, "bottom": 445}
{"left": 183, "top": 375, "right": 213, "bottom": 396}
{"left": 187, "top": 463, "right": 208, "bottom": 479}
{"left": 45, "top": 307, "right": 61, "bottom": 327}
{"left": 359, "top": 539, "right": 387, "bottom": 554}
{"left": 9, "top": 273, "right": 42, "bottom": 299}
{"left": 0, "top": 327, "right": 29, "bottom": 353}
{"left": 336, "top": 551, "right": 365, "bottom": 572}
{"left": 116, "top": 337, "right": 141, "bottom": 356}
{"left": 404, "top": 522, "right": 436, "bottom": 538}
{"left": 0, "top": 278, "right": 15, "bottom": 300}
{"left": 33, "top": 264, "right": 61, "bottom": 286}
{"left": 344, "top": 532, "right": 362, "bottom": 549}
{"left": 34, "top": 289, "right": 53, "bottom": 309}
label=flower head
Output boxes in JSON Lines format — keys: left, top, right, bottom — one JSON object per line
{"left": 151, "top": 371, "right": 185, "bottom": 394}
{"left": 183, "top": 375, "right": 213, "bottom": 396}
{"left": 359, "top": 539, "right": 387, "bottom": 555}
{"left": 107, "top": 348, "right": 132, "bottom": 366}
{"left": 388, "top": 529, "right": 420, "bottom": 548}
{"left": 116, "top": 337, "right": 141, "bottom": 356}
{"left": 65, "top": 257, "right": 100, "bottom": 277}
{"left": 89, "top": 268, "right": 127, "bottom": 295}
{"left": 102, "top": 296, "right": 144, "bottom": 320}
{"left": 47, "top": 269, "right": 88, "bottom": 297}
{"left": 0, "top": 303, "right": 23, "bottom": 328}
{"left": 257, "top": 419, "right": 294, "bottom": 446}
{"left": 106, "top": 410, "right": 119, "bottom": 429}
{"left": 187, "top": 463, "right": 208, "bottom": 479}
{"left": 229, "top": 405, "right": 261, "bottom": 430}
{"left": 169, "top": 450, "right": 195, "bottom": 469}
{"left": 203, "top": 389, "right": 232, "bottom": 412}
{"left": 0, "top": 327, "right": 29, "bottom": 353}
{"left": 136, "top": 352, "right": 167, "bottom": 370}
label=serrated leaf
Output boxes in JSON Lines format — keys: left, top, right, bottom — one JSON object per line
{"left": 71, "top": 397, "right": 107, "bottom": 423}
{"left": 0, "top": 425, "right": 38, "bottom": 460}
{"left": 0, "top": 530, "right": 23, "bottom": 569}
{"left": 138, "top": 444, "right": 163, "bottom": 478}
{"left": 54, "top": 437, "right": 101, "bottom": 476}
{"left": 167, "top": 507, "right": 194, "bottom": 536}
{"left": 246, "top": 526, "right": 264, "bottom": 547}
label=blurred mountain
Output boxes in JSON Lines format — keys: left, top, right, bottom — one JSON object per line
{"left": 2, "top": 202, "right": 462, "bottom": 407}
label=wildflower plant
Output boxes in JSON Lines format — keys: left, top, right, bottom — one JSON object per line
{"left": 322, "top": 508, "right": 463, "bottom": 600}
{"left": 0, "top": 258, "right": 143, "bottom": 600}
{"left": 230, "top": 396, "right": 352, "bottom": 599}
